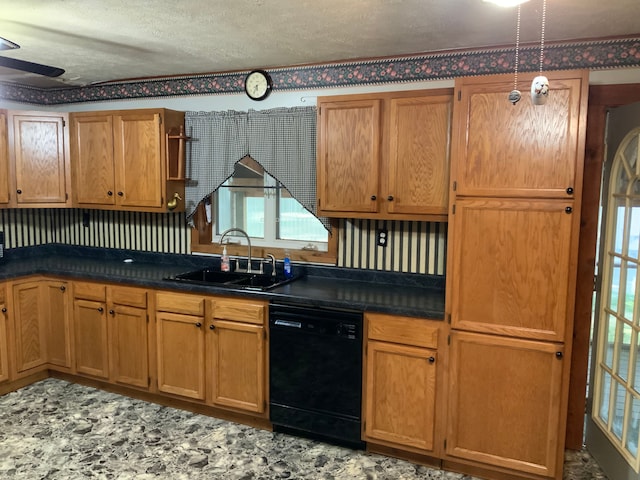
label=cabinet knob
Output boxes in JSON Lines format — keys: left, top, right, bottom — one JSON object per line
{"left": 98, "top": 307, "right": 104, "bottom": 312}
{"left": 109, "top": 309, "right": 115, "bottom": 316}
{"left": 16, "top": 189, "right": 22, "bottom": 194}
{"left": 565, "top": 206, "right": 573, "bottom": 214}
{"left": 60, "top": 285, "right": 66, "bottom": 292}
{"left": 117, "top": 191, "right": 124, "bottom": 197}
{"left": 209, "top": 324, "right": 215, "bottom": 330}
{"left": 107, "top": 191, "right": 113, "bottom": 196}
{"left": 566, "top": 187, "right": 574, "bottom": 195}
{"left": 556, "top": 351, "right": 563, "bottom": 359}
{"left": 370, "top": 195, "right": 377, "bottom": 201}
{"left": 428, "top": 356, "right": 435, "bottom": 363}
{"left": 387, "top": 195, "right": 394, "bottom": 201}
{"left": 1, "top": 307, "right": 6, "bottom": 313}
{"left": 195, "top": 322, "right": 202, "bottom": 328}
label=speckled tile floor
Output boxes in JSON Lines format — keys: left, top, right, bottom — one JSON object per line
{"left": 0, "top": 379, "right": 607, "bottom": 479}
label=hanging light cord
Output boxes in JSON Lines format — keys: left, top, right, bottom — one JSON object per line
{"left": 514, "top": 4, "right": 521, "bottom": 91}
{"left": 539, "top": 0, "right": 546, "bottom": 73}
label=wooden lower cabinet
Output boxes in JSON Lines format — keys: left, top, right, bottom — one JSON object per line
{"left": 446, "top": 330, "right": 565, "bottom": 478}
{"left": 364, "top": 313, "right": 441, "bottom": 454}
{"left": 208, "top": 298, "right": 266, "bottom": 413}
{"left": 155, "top": 291, "right": 206, "bottom": 400}
{"left": 0, "top": 284, "right": 9, "bottom": 383}
{"left": 73, "top": 287, "right": 109, "bottom": 379}
{"left": 46, "top": 281, "right": 72, "bottom": 370}
{"left": 12, "top": 280, "right": 49, "bottom": 375}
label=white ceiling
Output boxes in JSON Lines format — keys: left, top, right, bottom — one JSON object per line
{"left": 0, "top": 0, "right": 639, "bottom": 89}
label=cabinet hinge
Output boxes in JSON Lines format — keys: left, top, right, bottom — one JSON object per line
{"left": 65, "top": 193, "right": 69, "bottom": 201}
{"left": 317, "top": 198, "right": 321, "bottom": 209}
{"left": 444, "top": 438, "right": 447, "bottom": 449}
{"left": 452, "top": 181, "right": 457, "bottom": 192}
{"left": 448, "top": 335, "right": 451, "bottom": 346}
{"left": 148, "top": 376, "right": 151, "bottom": 387}
{"left": 457, "top": 90, "right": 461, "bottom": 101}
{"left": 447, "top": 313, "right": 451, "bottom": 324}
{"left": 452, "top": 204, "right": 456, "bottom": 214}
{"left": 146, "top": 314, "right": 149, "bottom": 323}
{"left": 158, "top": 115, "right": 162, "bottom": 125}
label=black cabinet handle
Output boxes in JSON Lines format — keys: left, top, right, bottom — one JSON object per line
{"left": 1, "top": 308, "right": 6, "bottom": 313}
{"left": 556, "top": 351, "right": 563, "bottom": 359}
{"left": 97, "top": 307, "right": 104, "bottom": 312}
{"left": 387, "top": 195, "right": 394, "bottom": 201}
{"left": 107, "top": 191, "right": 113, "bottom": 196}
{"left": 566, "top": 187, "right": 574, "bottom": 195}
{"left": 60, "top": 285, "right": 66, "bottom": 291}
{"left": 117, "top": 191, "right": 124, "bottom": 197}
{"left": 195, "top": 322, "right": 202, "bottom": 328}
{"left": 565, "top": 206, "right": 572, "bottom": 214}
{"left": 428, "top": 356, "right": 435, "bottom": 363}
{"left": 16, "top": 189, "right": 22, "bottom": 194}
{"left": 370, "top": 195, "right": 376, "bottom": 201}
{"left": 209, "top": 324, "right": 215, "bottom": 330}
{"left": 109, "top": 309, "right": 115, "bottom": 316}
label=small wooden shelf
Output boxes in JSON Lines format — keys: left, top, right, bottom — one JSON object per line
{"left": 166, "top": 126, "right": 190, "bottom": 181}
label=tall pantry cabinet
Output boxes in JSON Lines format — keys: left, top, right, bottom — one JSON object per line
{"left": 444, "top": 71, "right": 588, "bottom": 480}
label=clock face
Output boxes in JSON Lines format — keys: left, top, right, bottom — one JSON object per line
{"left": 244, "top": 70, "right": 272, "bottom": 101}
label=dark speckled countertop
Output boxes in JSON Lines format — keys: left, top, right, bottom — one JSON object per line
{"left": 0, "top": 245, "right": 445, "bottom": 320}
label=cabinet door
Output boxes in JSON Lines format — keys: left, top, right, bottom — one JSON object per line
{"left": 452, "top": 71, "right": 587, "bottom": 198}
{"left": 113, "top": 112, "right": 163, "bottom": 208}
{"left": 10, "top": 112, "right": 69, "bottom": 205}
{"left": 70, "top": 114, "right": 116, "bottom": 206}
{"left": 207, "top": 319, "right": 265, "bottom": 413}
{"left": 156, "top": 311, "right": 205, "bottom": 400}
{"left": 387, "top": 94, "right": 451, "bottom": 216}
{"left": 0, "top": 111, "right": 9, "bottom": 205}
{"left": 317, "top": 99, "right": 381, "bottom": 215}
{"left": 45, "top": 281, "right": 72, "bottom": 369}
{"left": 450, "top": 198, "right": 575, "bottom": 341}
{"left": 12, "top": 281, "right": 48, "bottom": 374}
{"left": 0, "top": 297, "right": 9, "bottom": 383}
{"left": 74, "top": 298, "right": 109, "bottom": 379}
{"left": 364, "top": 340, "right": 437, "bottom": 452}
{"left": 446, "top": 331, "right": 565, "bottom": 478}
{"left": 109, "top": 304, "right": 148, "bottom": 388}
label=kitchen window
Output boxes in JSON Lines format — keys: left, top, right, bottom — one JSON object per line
{"left": 190, "top": 157, "right": 336, "bottom": 262}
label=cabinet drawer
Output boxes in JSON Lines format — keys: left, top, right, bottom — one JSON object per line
{"left": 211, "top": 298, "right": 266, "bottom": 325}
{"left": 110, "top": 286, "right": 147, "bottom": 308}
{"left": 156, "top": 291, "right": 204, "bottom": 316}
{"left": 74, "top": 281, "right": 106, "bottom": 301}
{"left": 367, "top": 313, "right": 439, "bottom": 349}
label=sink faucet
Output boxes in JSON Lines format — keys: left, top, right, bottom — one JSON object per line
{"left": 219, "top": 228, "right": 253, "bottom": 273}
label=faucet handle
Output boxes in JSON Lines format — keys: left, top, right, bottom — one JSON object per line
{"left": 265, "top": 254, "right": 277, "bottom": 277}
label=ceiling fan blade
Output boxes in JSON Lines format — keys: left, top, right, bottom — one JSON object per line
{"left": 0, "top": 56, "right": 65, "bottom": 77}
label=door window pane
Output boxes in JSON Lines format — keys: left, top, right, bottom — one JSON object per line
{"left": 611, "top": 261, "right": 622, "bottom": 311}
{"left": 618, "top": 322, "right": 633, "bottom": 382}
{"left": 605, "top": 314, "right": 616, "bottom": 368}
{"left": 624, "top": 261, "right": 637, "bottom": 321}
{"left": 600, "top": 371, "right": 612, "bottom": 424}
{"left": 627, "top": 395, "right": 640, "bottom": 458}
{"left": 613, "top": 381, "right": 627, "bottom": 439}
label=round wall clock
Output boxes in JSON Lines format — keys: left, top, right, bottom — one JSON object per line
{"left": 244, "top": 69, "right": 273, "bottom": 101}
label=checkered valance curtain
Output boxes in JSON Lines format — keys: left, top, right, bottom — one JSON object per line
{"left": 184, "top": 107, "right": 329, "bottom": 229}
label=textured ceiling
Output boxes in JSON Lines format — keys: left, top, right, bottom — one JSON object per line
{"left": 0, "top": 0, "right": 639, "bottom": 89}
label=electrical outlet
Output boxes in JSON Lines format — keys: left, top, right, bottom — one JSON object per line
{"left": 82, "top": 212, "right": 90, "bottom": 228}
{"left": 377, "top": 228, "right": 388, "bottom": 247}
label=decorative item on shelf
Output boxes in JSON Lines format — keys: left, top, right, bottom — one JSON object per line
{"left": 508, "top": 3, "right": 523, "bottom": 105}
{"left": 166, "top": 192, "right": 182, "bottom": 211}
{"left": 531, "top": 0, "right": 549, "bottom": 105}
{"left": 166, "top": 125, "right": 191, "bottom": 180}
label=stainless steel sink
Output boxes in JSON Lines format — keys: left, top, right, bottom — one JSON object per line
{"left": 164, "top": 268, "right": 298, "bottom": 291}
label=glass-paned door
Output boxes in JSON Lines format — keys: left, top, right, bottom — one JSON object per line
{"left": 587, "top": 101, "right": 640, "bottom": 479}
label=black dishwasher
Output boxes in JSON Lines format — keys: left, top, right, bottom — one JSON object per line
{"left": 269, "top": 303, "right": 364, "bottom": 449}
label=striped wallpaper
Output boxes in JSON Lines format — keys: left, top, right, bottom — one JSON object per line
{"left": 0, "top": 209, "right": 447, "bottom": 275}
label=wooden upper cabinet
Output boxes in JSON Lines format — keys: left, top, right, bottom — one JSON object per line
{"left": 317, "top": 89, "right": 453, "bottom": 221}
{"left": 70, "top": 114, "right": 115, "bottom": 206}
{"left": 450, "top": 197, "right": 575, "bottom": 341}
{"left": 0, "top": 111, "right": 9, "bottom": 205}
{"left": 9, "top": 111, "right": 71, "bottom": 207}
{"left": 387, "top": 94, "right": 451, "bottom": 216}
{"left": 451, "top": 70, "right": 588, "bottom": 199}
{"left": 317, "top": 98, "right": 381, "bottom": 215}
{"left": 70, "top": 108, "right": 185, "bottom": 212}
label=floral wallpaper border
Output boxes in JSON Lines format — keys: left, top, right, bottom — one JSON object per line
{"left": 1, "top": 37, "right": 639, "bottom": 105}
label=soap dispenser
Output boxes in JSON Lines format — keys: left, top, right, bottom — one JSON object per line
{"left": 283, "top": 249, "right": 292, "bottom": 278}
{"left": 221, "top": 245, "right": 230, "bottom": 272}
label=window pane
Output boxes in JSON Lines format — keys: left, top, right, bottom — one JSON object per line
{"left": 278, "top": 191, "right": 328, "bottom": 243}
{"left": 633, "top": 334, "right": 640, "bottom": 394}
{"left": 618, "top": 322, "right": 632, "bottom": 382}
{"left": 613, "top": 381, "right": 627, "bottom": 439}
{"left": 625, "top": 395, "right": 640, "bottom": 458}
{"left": 624, "top": 261, "right": 637, "bottom": 321}
{"left": 245, "top": 197, "right": 265, "bottom": 238}
{"left": 605, "top": 314, "right": 616, "bottom": 368}
{"left": 611, "top": 260, "right": 622, "bottom": 312}
{"left": 599, "top": 371, "right": 612, "bottom": 424}
{"left": 614, "top": 205, "right": 625, "bottom": 254}
{"left": 631, "top": 205, "right": 640, "bottom": 260}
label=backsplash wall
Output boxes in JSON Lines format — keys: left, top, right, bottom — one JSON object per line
{"left": 0, "top": 210, "right": 446, "bottom": 275}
